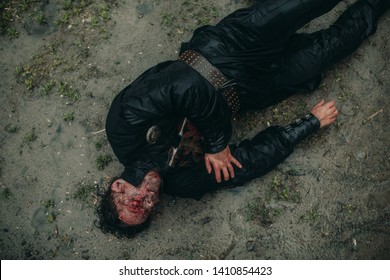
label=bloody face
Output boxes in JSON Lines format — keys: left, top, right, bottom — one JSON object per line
{"left": 111, "top": 170, "right": 161, "bottom": 226}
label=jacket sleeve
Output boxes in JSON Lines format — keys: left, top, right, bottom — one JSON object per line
{"left": 231, "top": 113, "right": 320, "bottom": 185}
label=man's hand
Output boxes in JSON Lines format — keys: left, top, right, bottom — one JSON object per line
{"left": 310, "top": 99, "right": 339, "bottom": 128}
{"left": 204, "top": 146, "right": 242, "bottom": 183}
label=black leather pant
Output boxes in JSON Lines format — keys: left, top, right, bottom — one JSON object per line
{"left": 185, "top": 0, "right": 383, "bottom": 109}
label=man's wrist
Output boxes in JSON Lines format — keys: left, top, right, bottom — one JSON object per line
{"left": 282, "top": 113, "right": 320, "bottom": 146}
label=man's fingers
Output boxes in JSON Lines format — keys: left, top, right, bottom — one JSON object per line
{"left": 325, "top": 100, "right": 336, "bottom": 109}
{"left": 315, "top": 99, "right": 325, "bottom": 108}
{"left": 230, "top": 156, "right": 242, "bottom": 169}
{"left": 329, "top": 107, "right": 338, "bottom": 116}
{"left": 205, "top": 158, "right": 212, "bottom": 174}
{"left": 227, "top": 164, "right": 235, "bottom": 179}
{"left": 214, "top": 172, "right": 221, "bottom": 183}
{"left": 222, "top": 167, "right": 230, "bottom": 181}
{"left": 212, "top": 163, "right": 222, "bottom": 183}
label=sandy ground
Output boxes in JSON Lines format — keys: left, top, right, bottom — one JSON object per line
{"left": 0, "top": 0, "right": 389, "bottom": 260}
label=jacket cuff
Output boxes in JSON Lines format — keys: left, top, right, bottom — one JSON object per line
{"left": 281, "top": 113, "right": 320, "bottom": 146}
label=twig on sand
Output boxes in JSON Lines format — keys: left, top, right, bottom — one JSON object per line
{"left": 90, "top": 129, "right": 106, "bottom": 135}
{"left": 366, "top": 109, "right": 383, "bottom": 121}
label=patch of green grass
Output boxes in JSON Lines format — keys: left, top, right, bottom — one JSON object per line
{"left": 90, "top": 16, "right": 99, "bottom": 28}
{"left": 99, "top": 4, "right": 110, "bottom": 21}
{"left": 95, "top": 139, "right": 106, "bottom": 151}
{"left": 96, "top": 154, "right": 112, "bottom": 170}
{"left": 41, "top": 198, "right": 57, "bottom": 223}
{"left": 0, "top": 0, "right": 42, "bottom": 39}
{"left": 270, "top": 175, "right": 301, "bottom": 203}
{"left": 24, "top": 128, "right": 38, "bottom": 142}
{"left": 244, "top": 200, "right": 282, "bottom": 226}
{"left": 40, "top": 80, "right": 56, "bottom": 96}
{"left": 14, "top": 65, "right": 37, "bottom": 90}
{"left": 300, "top": 207, "right": 319, "bottom": 224}
{"left": 2, "top": 188, "right": 13, "bottom": 200}
{"left": 14, "top": 66, "right": 23, "bottom": 76}
{"left": 63, "top": 111, "right": 75, "bottom": 122}
{"left": 56, "top": 11, "right": 70, "bottom": 26}
{"left": 42, "top": 199, "right": 55, "bottom": 209}
{"left": 193, "top": 4, "right": 219, "bottom": 26}
{"left": 15, "top": 52, "right": 65, "bottom": 91}
{"left": 57, "top": 82, "right": 80, "bottom": 103}
{"left": 47, "top": 213, "right": 57, "bottom": 223}
{"left": 57, "top": 0, "right": 108, "bottom": 28}
{"left": 5, "top": 27, "right": 19, "bottom": 39}
{"left": 10, "top": 0, "right": 116, "bottom": 102}
{"left": 5, "top": 124, "right": 20, "bottom": 133}
{"left": 73, "top": 183, "right": 97, "bottom": 202}
{"left": 333, "top": 121, "right": 342, "bottom": 130}
{"left": 30, "top": 8, "right": 46, "bottom": 24}
{"left": 342, "top": 203, "right": 354, "bottom": 214}
{"left": 159, "top": 1, "right": 219, "bottom": 41}
{"left": 161, "top": 12, "right": 177, "bottom": 28}
{"left": 63, "top": 0, "right": 74, "bottom": 10}
{"left": 59, "top": 233, "right": 75, "bottom": 247}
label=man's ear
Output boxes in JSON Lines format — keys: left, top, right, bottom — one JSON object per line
{"left": 111, "top": 179, "right": 125, "bottom": 192}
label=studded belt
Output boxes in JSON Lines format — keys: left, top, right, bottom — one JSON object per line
{"left": 178, "top": 50, "right": 240, "bottom": 116}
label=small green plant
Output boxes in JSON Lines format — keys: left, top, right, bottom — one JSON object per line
{"left": 30, "top": 8, "right": 46, "bottom": 24}
{"left": 90, "top": 16, "right": 100, "bottom": 28}
{"left": 63, "top": 0, "right": 73, "bottom": 10}
{"left": 300, "top": 207, "right": 319, "bottom": 224}
{"left": 24, "top": 128, "right": 38, "bottom": 142}
{"left": 342, "top": 203, "right": 354, "bottom": 214}
{"left": 59, "top": 233, "right": 75, "bottom": 247}
{"left": 25, "top": 75, "right": 36, "bottom": 90}
{"left": 41, "top": 81, "right": 56, "bottom": 96}
{"left": 63, "top": 111, "right": 75, "bottom": 122}
{"left": 96, "top": 154, "right": 112, "bottom": 170}
{"left": 6, "top": 28, "right": 19, "bottom": 39}
{"left": 95, "top": 139, "right": 106, "bottom": 151}
{"left": 42, "top": 199, "right": 55, "bottom": 209}
{"left": 245, "top": 200, "right": 281, "bottom": 226}
{"left": 5, "top": 124, "right": 20, "bottom": 133}
{"left": 277, "top": 187, "right": 290, "bottom": 201}
{"left": 99, "top": 4, "right": 110, "bottom": 21}
{"left": 2, "top": 188, "right": 13, "bottom": 200}
{"left": 57, "top": 82, "right": 80, "bottom": 103}
{"left": 272, "top": 176, "right": 280, "bottom": 189}
{"left": 270, "top": 175, "right": 301, "bottom": 203}
{"left": 14, "top": 65, "right": 38, "bottom": 90}
{"left": 14, "top": 66, "right": 23, "bottom": 76}
{"left": 333, "top": 121, "right": 342, "bottom": 130}
{"left": 47, "top": 213, "right": 56, "bottom": 223}
{"left": 272, "top": 175, "right": 289, "bottom": 201}
{"left": 161, "top": 13, "right": 177, "bottom": 28}
{"left": 42, "top": 198, "right": 57, "bottom": 223}
{"left": 337, "top": 93, "right": 348, "bottom": 101}
{"left": 56, "top": 11, "right": 70, "bottom": 26}
{"left": 73, "top": 183, "right": 97, "bottom": 202}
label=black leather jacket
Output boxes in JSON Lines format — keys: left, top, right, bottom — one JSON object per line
{"left": 106, "top": 63, "right": 320, "bottom": 197}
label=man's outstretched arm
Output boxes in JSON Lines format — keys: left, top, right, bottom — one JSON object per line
{"left": 230, "top": 100, "right": 338, "bottom": 185}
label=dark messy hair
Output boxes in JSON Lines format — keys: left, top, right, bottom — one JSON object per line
{"left": 95, "top": 177, "right": 150, "bottom": 238}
